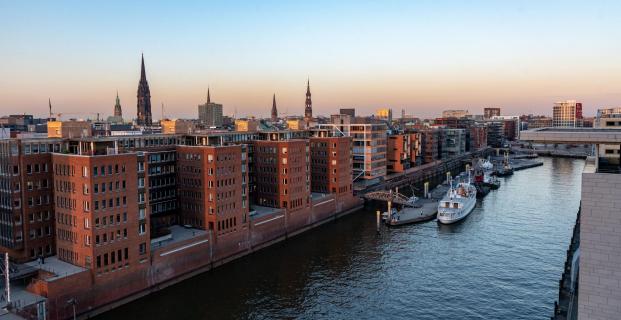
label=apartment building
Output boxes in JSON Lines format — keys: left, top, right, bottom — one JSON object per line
{"left": 387, "top": 134, "right": 411, "bottom": 173}
{"left": 420, "top": 129, "right": 440, "bottom": 164}
{"left": 309, "top": 135, "right": 353, "bottom": 194}
{"left": 252, "top": 139, "right": 310, "bottom": 212}
{"left": 0, "top": 138, "right": 59, "bottom": 262}
{"left": 318, "top": 123, "right": 387, "bottom": 184}
{"left": 553, "top": 100, "right": 583, "bottom": 128}
{"left": 176, "top": 145, "right": 249, "bottom": 238}
{"left": 51, "top": 145, "right": 149, "bottom": 279}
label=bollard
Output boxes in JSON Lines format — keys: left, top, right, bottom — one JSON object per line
{"left": 376, "top": 210, "right": 381, "bottom": 234}
{"left": 424, "top": 181, "right": 429, "bottom": 198}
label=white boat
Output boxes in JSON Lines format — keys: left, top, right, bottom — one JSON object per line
{"left": 481, "top": 159, "right": 494, "bottom": 171}
{"left": 437, "top": 177, "right": 477, "bottom": 224}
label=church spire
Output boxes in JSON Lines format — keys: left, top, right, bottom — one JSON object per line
{"left": 271, "top": 93, "right": 278, "bottom": 122}
{"left": 114, "top": 91, "right": 122, "bottom": 117}
{"left": 304, "top": 78, "right": 312, "bottom": 120}
{"left": 140, "top": 53, "right": 146, "bottom": 80}
{"left": 207, "top": 86, "right": 211, "bottom": 104}
{"left": 48, "top": 98, "right": 52, "bottom": 119}
{"left": 136, "top": 53, "right": 152, "bottom": 126}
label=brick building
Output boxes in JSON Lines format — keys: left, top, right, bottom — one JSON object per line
{"left": 309, "top": 136, "right": 353, "bottom": 194}
{"left": 387, "top": 134, "right": 411, "bottom": 173}
{"left": 252, "top": 139, "right": 310, "bottom": 212}
{"left": 0, "top": 138, "right": 59, "bottom": 262}
{"left": 176, "top": 145, "right": 249, "bottom": 238}
{"left": 420, "top": 129, "right": 440, "bottom": 164}
{"left": 51, "top": 145, "right": 149, "bottom": 279}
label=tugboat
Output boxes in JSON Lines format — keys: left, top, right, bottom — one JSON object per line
{"left": 495, "top": 151, "right": 514, "bottom": 177}
{"left": 472, "top": 158, "right": 500, "bottom": 197}
{"left": 437, "top": 174, "right": 477, "bottom": 224}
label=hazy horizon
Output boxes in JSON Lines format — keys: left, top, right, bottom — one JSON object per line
{"left": 2, "top": 1, "right": 620, "bottom": 119}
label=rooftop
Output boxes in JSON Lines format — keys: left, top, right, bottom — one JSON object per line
{"left": 150, "top": 225, "right": 208, "bottom": 250}
{"left": 250, "top": 205, "right": 284, "bottom": 220}
{"left": 24, "top": 256, "right": 87, "bottom": 281}
{"left": 520, "top": 127, "right": 621, "bottom": 144}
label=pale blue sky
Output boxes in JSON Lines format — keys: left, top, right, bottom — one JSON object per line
{"left": 1, "top": 1, "right": 620, "bottom": 119}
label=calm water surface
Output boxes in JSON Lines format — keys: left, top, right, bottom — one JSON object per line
{"left": 99, "top": 158, "right": 583, "bottom": 320}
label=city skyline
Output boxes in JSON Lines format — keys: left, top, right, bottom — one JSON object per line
{"left": 2, "top": 1, "right": 621, "bottom": 119}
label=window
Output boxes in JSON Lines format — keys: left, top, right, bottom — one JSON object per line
{"left": 93, "top": 167, "right": 98, "bottom": 176}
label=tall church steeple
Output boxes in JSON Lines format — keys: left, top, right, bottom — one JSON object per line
{"left": 136, "top": 53, "right": 152, "bottom": 126}
{"left": 114, "top": 91, "right": 122, "bottom": 117}
{"left": 304, "top": 78, "right": 312, "bottom": 120}
{"left": 271, "top": 93, "right": 278, "bottom": 122}
{"left": 207, "top": 87, "right": 211, "bottom": 104}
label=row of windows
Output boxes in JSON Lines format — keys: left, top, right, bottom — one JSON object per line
{"left": 217, "top": 216, "right": 237, "bottom": 233}
{"left": 96, "top": 248, "right": 129, "bottom": 270}
{"left": 25, "top": 179, "right": 49, "bottom": 191}
{"left": 27, "top": 163, "right": 49, "bottom": 174}
{"left": 58, "top": 247, "right": 78, "bottom": 264}
{"left": 90, "top": 180, "right": 127, "bottom": 194}
{"left": 92, "top": 164, "right": 126, "bottom": 177}
{"left": 29, "top": 226, "right": 52, "bottom": 239}
{"left": 55, "top": 164, "right": 74, "bottom": 176}
{"left": 93, "top": 197, "right": 127, "bottom": 210}
{"left": 58, "top": 228, "right": 77, "bottom": 243}
{"left": 27, "top": 195, "right": 51, "bottom": 207}
{"left": 95, "top": 212, "right": 128, "bottom": 228}
{"left": 95, "top": 228, "right": 128, "bottom": 245}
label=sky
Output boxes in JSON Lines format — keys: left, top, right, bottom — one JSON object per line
{"left": 1, "top": 0, "right": 620, "bottom": 120}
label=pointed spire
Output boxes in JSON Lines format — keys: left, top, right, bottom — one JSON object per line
{"left": 48, "top": 98, "right": 52, "bottom": 119}
{"left": 305, "top": 78, "right": 313, "bottom": 120}
{"left": 140, "top": 53, "right": 146, "bottom": 80}
{"left": 114, "top": 91, "right": 123, "bottom": 117}
{"left": 207, "top": 86, "right": 211, "bottom": 104}
{"left": 271, "top": 93, "right": 278, "bottom": 122}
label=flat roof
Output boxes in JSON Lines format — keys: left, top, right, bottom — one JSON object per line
{"left": 25, "top": 256, "right": 87, "bottom": 281}
{"left": 151, "top": 225, "right": 208, "bottom": 250}
{"left": 250, "top": 205, "right": 283, "bottom": 219}
{"left": 520, "top": 127, "right": 621, "bottom": 144}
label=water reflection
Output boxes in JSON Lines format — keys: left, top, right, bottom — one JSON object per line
{"left": 98, "top": 158, "right": 584, "bottom": 320}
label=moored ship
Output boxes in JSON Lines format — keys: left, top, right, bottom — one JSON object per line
{"left": 437, "top": 176, "right": 477, "bottom": 224}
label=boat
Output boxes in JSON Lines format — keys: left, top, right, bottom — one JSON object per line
{"left": 495, "top": 151, "right": 514, "bottom": 177}
{"left": 472, "top": 158, "right": 500, "bottom": 196}
{"left": 437, "top": 175, "right": 477, "bottom": 224}
{"left": 385, "top": 195, "right": 438, "bottom": 226}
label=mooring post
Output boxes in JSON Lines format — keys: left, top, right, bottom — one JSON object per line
{"left": 376, "top": 210, "right": 381, "bottom": 234}
{"left": 424, "top": 181, "right": 429, "bottom": 198}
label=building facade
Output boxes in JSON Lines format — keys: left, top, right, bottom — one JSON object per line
{"left": 198, "top": 89, "right": 223, "bottom": 127}
{"left": 595, "top": 108, "right": 621, "bottom": 161}
{"left": 553, "top": 100, "right": 583, "bottom": 127}
{"left": 309, "top": 135, "right": 353, "bottom": 194}
{"left": 483, "top": 108, "right": 501, "bottom": 119}
{"left": 387, "top": 134, "right": 411, "bottom": 173}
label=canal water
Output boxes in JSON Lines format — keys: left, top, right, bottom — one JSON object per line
{"left": 98, "top": 157, "right": 584, "bottom": 320}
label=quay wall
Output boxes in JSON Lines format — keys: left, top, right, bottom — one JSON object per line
{"left": 33, "top": 194, "right": 363, "bottom": 320}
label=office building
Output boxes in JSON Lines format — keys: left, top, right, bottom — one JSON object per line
{"left": 198, "top": 88, "right": 223, "bottom": 127}
{"left": 553, "top": 100, "right": 583, "bottom": 127}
